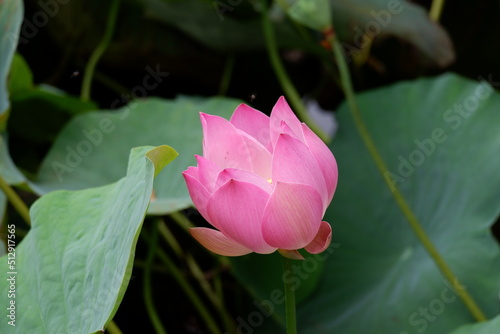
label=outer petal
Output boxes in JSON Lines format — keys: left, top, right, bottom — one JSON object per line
{"left": 272, "top": 133, "right": 329, "bottom": 210}
{"left": 270, "top": 96, "right": 304, "bottom": 148}
{"left": 182, "top": 171, "right": 212, "bottom": 224}
{"left": 304, "top": 221, "right": 332, "bottom": 254}
{"left": 262, "top": 182, "right": 323, "bottom": 250}
{"left": 201, "top": 112, "right": 250, "bottom": 170}
{"left": 207, "top": 179, "right": 276, "bottom": 254}
{"left": 302, "top": 124, "right": 338, "bottom": 203}
{"left": 195, "top": 155, "right": 222, "bottom": 193}
{"left": 215, "top": 168, "right": 273, "bottom": 194}
{"left": 230, "top": 103, "right": 272, "bottom": 152}
{"left": 201, "top": 113, "right": 272, "bottom": 178}
{"left": 190, "top": 228, "right": 252, "bottom": 256}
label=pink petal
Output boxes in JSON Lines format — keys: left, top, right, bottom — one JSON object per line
{"left": 215, "top": 168, "right": 273, "bottom": 194}
{"left": 182, "top": 171, "right": 212, "bottom": 224}
{"left": 183, "top": 165, "right": 199, "bottom": 179}
{"left": 201, "top": 113, "right": 251, "bottom": 170}
{"left": 207, "top": 179, "right": 276, "bottom": 254}
{"left": 304, "top": 221, "right": 332, "bottom": 254}
{"left": 262, "top": 182, "right": 323, "bottom": 250}
{"left": 200, "top": 113, "right": 272, "bottom": 178}
{"left": 272, "top": 133, "right": 329, "bottom": 210}
{"left": 239, "top": 132, "right": 273, "bottom": 179}
{"left": 190, "top": 228, "right": 252, "bottom": 256}
{"left": 270, "top": 96, "right": 304, "bottom": 148}
{"left": 195, "top": 155, "right": 222, "bottom": 193}
{"left": 230, "top": 103, "right": 272, "bottom": 152}
{"left": 302, "top": 124, "right": 338, "bottom": 203}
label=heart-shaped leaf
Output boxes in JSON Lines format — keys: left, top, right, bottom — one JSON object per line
{"left": 0, "top": 145, "right": 177, "bottom": 334}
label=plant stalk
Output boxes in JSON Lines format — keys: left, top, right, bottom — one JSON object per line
{"left": 261, "top": 0, "right": 330, "bottom": 143}
{"left": 325, "top": 27, "right": 487, "bottom": 322}
{"left": 282, "top": 257, "right": 297, "bottom": 334}
{"left": 80, "top": 0, "right": 121, "bottom": 101}
{"left": 0, "top": 174, "right": 30, "bottom": 225}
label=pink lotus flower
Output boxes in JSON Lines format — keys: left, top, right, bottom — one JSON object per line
{"left": 183, "top": 97, "right": 338, "bottom": 258}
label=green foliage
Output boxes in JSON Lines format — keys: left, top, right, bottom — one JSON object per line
{"left": 0, "top": 145, "right": 176, "bottom": 333}
{"left": 447, "top": 315, "right": 500, "bottom": 334}
{"left": 33, "top": 96, "right": 241, "bottom": 214}
{"left": 302, "top": 74, "right": 500, "bottom": 333}
{"left": 0, "top": 0, "right": 23, "bottom": 119}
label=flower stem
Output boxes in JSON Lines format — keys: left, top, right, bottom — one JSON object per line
{"left": 80, "top": 0, "right": 120, "bottom": 101}
{"left": 429, "top": 0, "right": 446, "bottom": 21}
{"left": 158, "top": 219, "right": 236, "bottom": 333}
{"left": 143, "top": 221, "right": 168, "bottom": 334}
{"left": 106, "top": 320, "right": 123, "bottom": 334}
{"left": 325, "top": 27, "right": 487, "bottom": 322}
{"left": 282, "top": 257, "right": 297, "bottom": 334}
{"left": 0, "top": 174, "right": 30, "bottom": 225}
{"left": 142, "top": 225, "right": 222, "bottom": 334}
{"left": 260, "top": 0, "right": 330, "bottom": 143}
{"left": 218, "top": 55, "right": 235, "bottom": 96}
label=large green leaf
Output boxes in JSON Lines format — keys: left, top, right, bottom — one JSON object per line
{"left": 33, "top": 96, "right": 240, "bottom": 214}
{"left": 330, "top": 0, "right": 455, "bottom": 67}
{"left": 230, "top": 73, "right": 500, "bottom": 333}
{"left": 296, "top": 73, "right": 500, "bottom": 333}
{"left": 0, "top": 145, "right": 177, "bottom": 334}
{"left": 0, "top": 0, "right": 23, "bottom": 119}
{"left": 447, "top": 315, "right": 500, "bottom": 334}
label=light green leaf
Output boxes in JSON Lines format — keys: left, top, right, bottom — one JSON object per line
{"left": 0, "top": 0, "right": 23, "bottom": 119}
{"left": 287, "top": 0, "right": 331, "bottom": 32}
{"left": 33, "top": 96, "right": 240, "bottom": 214}
{"left": 447, "top": 315, "right": 500, "bottom": 334}
{"left": 0, "top": 137, "right": 26, "bottom": 185}
{"left": 297, "top": 73, "right": 500, "bottom": 333}
{"left": 7, "top": 53, "right": 33, "bottom": 95}
{"left": 0, "top": 145, "right": 177, "bottom": 334}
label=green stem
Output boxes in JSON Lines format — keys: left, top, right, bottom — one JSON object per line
{"left": 326, "top": 28, "right": 487, "bottom": 322}
{"left": 282, "top": 257, "right": 297, "bottom": 334}
{"left": 0, "top": 175, "right": 30, "bottom": 225}
{"left": 106, "top": 320, "right": 123, "bottom": 334}
{"left": 218, "top": 55, "right": 235, "bottom": 96}
{"left": 142, "top": 227, "right": 222, "bottom": 334}
{"left": 429, "top": 0, "right": 446, "bottom": 21}
{"left": 143, "top": 221, "right": 168, "bottom": 334}
{"left": 80, "top": 0, "right": 121, "bottom": 101}
{"left": 169, "top": 211, "right": 196, "bottom": 231}
{"left": 158, "top": 219, "right": 235, "bottom": 332}
{"left": 260, "top": 0, "right": 330, "bottom": 143}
